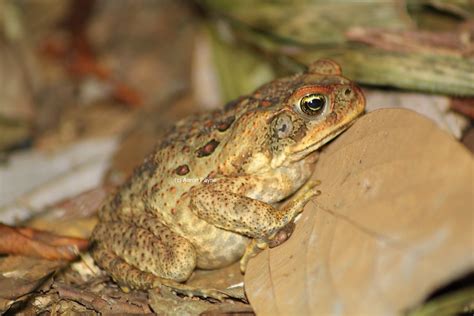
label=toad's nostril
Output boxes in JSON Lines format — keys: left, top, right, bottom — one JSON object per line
{"left": 344, "top": 88, "right": 352, "bottom": 96}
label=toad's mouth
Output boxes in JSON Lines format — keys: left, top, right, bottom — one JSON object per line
{"left": 289, "top": 119, "right": 357, "bottom": 162}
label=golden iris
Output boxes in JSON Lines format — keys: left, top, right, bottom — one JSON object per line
{"left": 299, "top": 94, "right": 327, "bottom": 116}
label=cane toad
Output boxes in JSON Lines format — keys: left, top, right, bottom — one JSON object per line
{"left": 90, "top": 59, "right": 365, "bottom": 299}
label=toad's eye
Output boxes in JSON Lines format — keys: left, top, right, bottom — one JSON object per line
{"left": 299, "top": 94, "right": 327, "bottom": 116}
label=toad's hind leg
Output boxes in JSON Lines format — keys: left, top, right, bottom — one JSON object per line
{"left": 90, "top": 221, "right": 228, "bottom": 300}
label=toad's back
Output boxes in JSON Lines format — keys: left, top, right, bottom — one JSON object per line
{"left": 97, "top": 109, "right": 257, "bottom": 269}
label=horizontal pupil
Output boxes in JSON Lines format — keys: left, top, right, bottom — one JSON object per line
{"left": 306, "top": 98, "right": 323, "bottom": 109}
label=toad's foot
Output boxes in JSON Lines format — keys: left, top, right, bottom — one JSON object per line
{"left": 173, "top": 285, "right": 246, "bottom": 302}
{"left": 278, "top": 179, "right": 321, "bottom": 225}
{"left": 240, "top": 180, "right": 321, "bottom": 273}
{"left": 240, "top": 239, "right": 268, "bottom": 273}
{"left": 156, "top": 283, "right": 247, "bottom": 302}
{"left": 120, "top": 271, "right": 241, "bottom": 302}
{"left": 158, "top": 281, "right": 230, "bottom": 302}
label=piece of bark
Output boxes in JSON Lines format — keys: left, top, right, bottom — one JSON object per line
{"left": 346, "top": 28, "right": 473, "bottom": 57}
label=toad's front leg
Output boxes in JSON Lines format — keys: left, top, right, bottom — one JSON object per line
{"left": 189, "top": 180, "right": 320, "bottom": 272}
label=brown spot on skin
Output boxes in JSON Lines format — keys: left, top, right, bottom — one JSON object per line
{"left": 171, "top": 208, "right": 177, "bottom": 215}
{"left": 175, "top": 164, "right": 190, "bottom": 176}
{"left": 204, "top": 120, "right": 213, "bottom": 128}
{"left": 215, "top": 116, "right": 235, "bottom": 132}
{"left": 196, "top": 139, "right": 220, "bottom": 157}
{"left": 170, "top": 187, "right": 177, "bottom": 193}
{"left": 260, "top": 100, "right": 272, "bottom": 107}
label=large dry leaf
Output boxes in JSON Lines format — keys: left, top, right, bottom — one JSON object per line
{"left": 245, "top": 108, "right": 473, "bottom": 315}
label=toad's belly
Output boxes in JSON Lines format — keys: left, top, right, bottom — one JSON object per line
{"left": 188, "top": 224, "right": 250, "bottom": 269}
{"left": 159, "top": 199, "right": 250, "bottom": 269}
